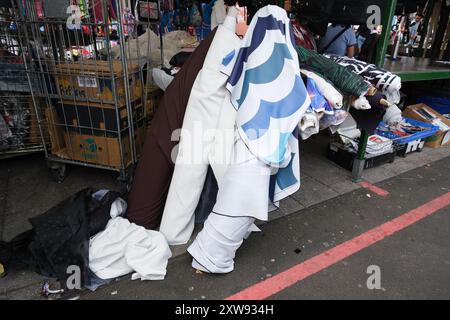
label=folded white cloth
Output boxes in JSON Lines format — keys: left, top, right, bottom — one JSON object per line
{"left": 89, "top": 217, "right": 172, "bottom": 280}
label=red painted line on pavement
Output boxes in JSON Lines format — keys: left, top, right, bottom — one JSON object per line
{"left": 226, "top": 191, "right": 450, "bottom": 300}
{"left": 359, "top": 181, "right": 390, "bottom": 197}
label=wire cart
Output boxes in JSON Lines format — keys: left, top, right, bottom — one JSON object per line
{"left": 0, "top": 4, "right": 44, "bottom": 159}
{"left": 13, "top": 0, "right": 164, "bottom": 190}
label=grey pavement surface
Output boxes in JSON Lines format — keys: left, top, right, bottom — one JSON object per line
{"left": 76, "top": 156, "right": 450, "bottom": 300}
{"left": 0, "top": 133, "right": 449, "bottom": 299}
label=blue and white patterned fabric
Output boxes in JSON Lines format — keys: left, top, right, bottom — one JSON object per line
{"left": 221, "top": 5, "right": 310, "bottom": 202}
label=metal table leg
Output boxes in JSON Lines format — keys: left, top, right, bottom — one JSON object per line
{"left": 352, "top": 129, "right": 369, "bottom": 182}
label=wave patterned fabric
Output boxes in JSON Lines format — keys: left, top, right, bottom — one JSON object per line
{"left": 222, "top": 5, "right": 311, "bottom": 202}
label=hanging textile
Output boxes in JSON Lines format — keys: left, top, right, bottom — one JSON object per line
{"left": 296, "top": 46, "right": 370, "bottom": 97}
{"left": 292, "top": 22, "right": 316, "bottom": 50}
{"left": 109, "top": 0, "right": 118, "bottom": 20}
{"left": 122, "top": 7, "right": 136, "bottom": 35}
{"left": 324, "top": 55, "right": 402, "bottom": 104}
{"left": 127, "top": 29, "right": 218, "bottom": 230}
{"left": 211, "top": 0, "right": 226, "bottom": 30}
{"left": 93, "top": 0, "right": 104, "bottom": 21}
{"left": 225, "top": 5, "right": 310, "bottom": 169}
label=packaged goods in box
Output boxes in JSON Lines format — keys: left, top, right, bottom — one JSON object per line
{"left": 54, "top": 99, "right": 144, "bottom": 136}
{"left": 53, "top": 61, "right": 143, "bottom": 105}
{"left": 402, "top": 104, "right": 450, "bottom": 148}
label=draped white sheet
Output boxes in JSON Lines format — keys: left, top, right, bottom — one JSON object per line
{"left": 159, "top": 10, "right": 242, "bottom": 245}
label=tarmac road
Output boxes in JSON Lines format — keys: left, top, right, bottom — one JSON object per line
{"left": 81, "top": 157, "right": 450, "bottom": 300}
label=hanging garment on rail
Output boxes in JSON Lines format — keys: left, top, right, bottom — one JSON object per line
{"left": 324, "top": 55, "right": 402, "bottom": 104}
{"left": 159, "top": 8, "right": 242, "bottom": 245}
{"left": 126, "top": 29, "right": 217, "bottom": 230}
{"left": 211, "top": 0, "right": 226, "bottom": 30}
{"left": 296, "top": 46, "right": 370, "bottom": 97}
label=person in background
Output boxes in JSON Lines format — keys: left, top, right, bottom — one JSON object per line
{"left": 318, "top": 24, "right": 357, "bottom": 57}
{"left": 407, "top": 13, "right": 424, "bottom": 56}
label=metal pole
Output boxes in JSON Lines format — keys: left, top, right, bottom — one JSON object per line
{"left": 116, "top": 0, "right": 137, "bottom": 165}
{"left": 356, "top": 0, "right": 397, "bottom": 182}
{"left": 418, "top": 0, "right": 435, "bottom": 57}
{"left": 375, "top": 0, "right": 398, "bottom": 68}
{"left": 102, "top": 0, "right": 127, "bottom": 176}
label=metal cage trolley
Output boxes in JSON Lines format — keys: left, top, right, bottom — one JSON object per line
{"left": 13, "top": 0, "right": 163, "bottom": 189}
{"left": 0, "top": 4, "right": 44, "bottom": 159}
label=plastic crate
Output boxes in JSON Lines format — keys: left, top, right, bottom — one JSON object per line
{"left": 326, "top": 142, "right": 396, "bottom": 172}
{"left": 375, "top": 118, "right": 439, "bottom": 145}
{"left": 417, "top": 96, "right": 450, "bottom": 116}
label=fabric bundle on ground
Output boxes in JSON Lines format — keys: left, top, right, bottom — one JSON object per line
{"left": 324, "top": 55, "right": 402, "bottom": 104}
{"left": 296, "top": 46, "right": 370, "bottom": 97}
{"left": 127, "top": 29, "right": 217, "bottom": 230}
{"left": 89, "top": 217, "right": 171, "bottom": 281}
{"left": 188, "top": 5, "right": 311, "bottom": 273}
{"left": 159, "top": 8, "right": 242, "bottom": 245}
{"left": 0, "top": 188, "right": 123, "bottom": 288}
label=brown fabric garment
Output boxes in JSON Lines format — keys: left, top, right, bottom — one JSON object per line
{"left": 127, "top": 28, "right": 217, "bottom": 230}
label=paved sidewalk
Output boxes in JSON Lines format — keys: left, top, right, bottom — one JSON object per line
{"left": 0, "top": 133, "right": 449, "bottom": 299}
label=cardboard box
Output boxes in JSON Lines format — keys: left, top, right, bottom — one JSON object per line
{"left": 46, "top": 106, "right": 147, "bottom": 169}
{"left": 402, "top": 103, "right": 450, "bottom": 148}
{"left": 63, "top": 131, "right": 132, "bottom": 169}
{"left": 54, "top": 60, "right": 143, "bottom": 105}
{"left": 144, "top": 85, "right": 163, "bottom": 120}
{"left": 45, "top": 106, "right": 67, "bottom": 156}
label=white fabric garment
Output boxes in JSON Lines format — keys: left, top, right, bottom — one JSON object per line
{"left": 299, "top": 112, "right": 320, "bottom": 140}
{"left": 110, "top": 198, "right": 128, "bottom": 218}
{"left": 89, "top": 217, "right": 171, "bottom": 280}
{"left": 187, "top": 138, "right": 269, "bottom": 273}
{"left": 300, "top": 69, "right": 343, "bottom": 109}
{"left": 213, "top": 138, "right": 272, "bottom": 221}
{"left": 352, "top": 95, "right": 371, "bottom": 110}
{"left": 383, "top": 104, "right": 402, "bottom": 125}
{"left": 159, "top": 9, "right": 242, "bottom": 245}
{"left": 211, "top": 0, "right": 227, "bottom": 30}
{"left": 152, "top": 68, "right": 174, "bottom": 91}
{"left": 188, "top": 213, "right": 256, "bottom": 274}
